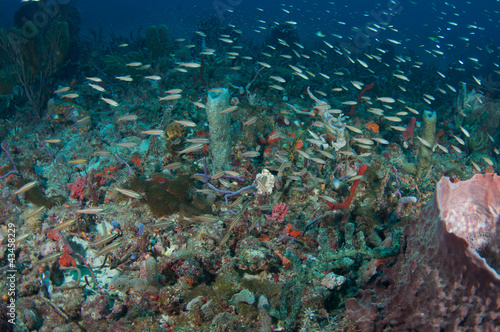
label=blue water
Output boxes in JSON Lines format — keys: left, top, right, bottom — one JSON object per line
{"left": 2, "top": 0, "right": 499, "bottom": 69}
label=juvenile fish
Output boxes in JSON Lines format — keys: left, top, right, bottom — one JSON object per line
{"left": 471, "top": 161, "right": 481, "bottom": 173}
{"left": 269, "top": 85, "right": 285, "bottom": 91}
{"left": 435, "top": 143, "right": 449, "bottom": 153}
{"left": 219, "top": 106, "right": 238, "bottom": 114}
{"left": 345, "top": 125, "right": 363, "bottom": 134}
{"left": 179, "top": 62, "right": 201, "bottom": 68}
{"left": 186, "top": 138, "right": 209, "bottom": 144}
{"left": 117, "top": 114, "right": 138, "bottom": 122}
{"left": 26, "top": 206, "right": 45, "bottom": 219}
{"left": 115, "top": 75, "right": 133, "bottom": 82}
{"left": 241, "top": 151, "right": 260, "bottom": 158}
{"left": 384, "top": 116, "right": 402, "bottom": 122}
{"left": 390, "top": 125, "right": 407, "bottom": 132}
{"left": 62, "top": 93, "right": 79, "bottom": 99}
{"left": 68, "top": 159, "right": 87, "bottom": 164}
{"left": 192, "top": 215, "right": 218, "bottom": 222}
{"left": 54, "top": 86, "right": 70, "bottom": 93}
{"left": 450, "top": 145, "right": 463, "bottom": 154}
{"left": 310, "top": 157, "right": 326, "bottom": 164}
{"left": 96, "top": 241, "right": 121, "bottom": 256}
{"left": 406, "top": 107, "right": 419, "bottom": 114}
{"left": 77, "top": 116, "right": 90, "bottom": 123}
{"left": 372, "top": 137, "right": 389, "bottom": 144}
{"left": 192, "top": 101, "right": 205, "bottom": 108}
{"left": 166, "top": 89, "right": 183, "bottom": 94}
{"left": 452, "top": 135, "right": 466, "bottom": 146}
{"left": 294, "top": 72, "right": 309, "bottom": 80}
{"left": 346, "top": 175, "right": 363, "bottom": 182}
{"left": 14, "top": 181, "right": 37, "bottom": 195}
{"left": 100, "top": 96, "right": 119, "bottom": 107}
{"left": 88, "top": 83, "right": 105, "bottom": 92}
{"left": 76, "top": 208, "right": 104, "bottom": 214}
{"left": 296, "top": 150, "right": 311, "bottom": 159}
{"left": 144, "top": 75, "right": 161, "bottom": 80}
{"left": 270, "top": 76, "right": 286, "bottom": 83}
{"left": 115, "top": 142, "right": 138, "bottom": 148}
{"left": 140, "top": 130, "right": 165, "bottom": 136}
{"left": 177, "top": 143, "right": 204, "bottom": 155}
{"left": 417, "top": 136, "right": 433, "bottom": 148}
{"left": 377, "top": 97, "right": 396, "bottom": 103}
{"left": 320, "top": 196, "right": 337, "bottom": 203}
{"left": 90, "top": 234, "right": 118, "bottom": 247}
{"left": 159, "top": 94, "right": 182, "bottom": 101}
{"left": 162, "top": 162, "right": 183, "bottom": 170}
{"left": 115, "top": 188, "right": 142, "bottom": 199}
{"left": 51, "top": 219, "right": 76, "bottom": 232}
{"left": 460, "top": 126, "right": 470, "bottom": 138}
{"left": 393, "top": 74, "right": 410, "bottom": 81}
{"left": 317, "top": 150, "right": 335, "bottom": 159}
{"left": 175, "top": 120, "right": 196, "bottom": 127}
{"left": 352, "top": 137, "right": 374, "bottom": 145}
{"left": 243, "top": 116, "right": 257, "bottom": 126}
{"left": 37, "top": 252, "right": 62, "bottom": 264}
{"left": 482, "top": 156, "right": 494, "bottom": 166}
{"left": 367, "top": 108, "right": 384, "bottom": 116}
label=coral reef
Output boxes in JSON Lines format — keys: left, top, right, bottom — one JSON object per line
{"left": 1, "top": 4, "right": 499, "bottom": 331}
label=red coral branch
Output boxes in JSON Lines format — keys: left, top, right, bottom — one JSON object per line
{"left": 327, "top": 164, "right": 368, "bottom": 210}
{"left": 349, "top": 83, "right": 374, "bottom": 116}
{"left": 199, "top": 54, "right": 206, "bottom": 87}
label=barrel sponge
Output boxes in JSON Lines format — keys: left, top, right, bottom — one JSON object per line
{"left": 345, "top": 174, "right": 500, "bottom": 331}
{"left": 206, "top": 88, "right": 231, "bottom": 173}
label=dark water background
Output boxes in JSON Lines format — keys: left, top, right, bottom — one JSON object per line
{"left": 1, "top": 0, "right": 499, "bottom": 74}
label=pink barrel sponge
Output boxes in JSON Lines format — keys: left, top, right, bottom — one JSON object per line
{"left": 346, "top": 174, "right": 500, "bottom": 331}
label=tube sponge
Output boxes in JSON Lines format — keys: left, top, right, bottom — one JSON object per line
{"left": 417, "top": 110, "right": 436, "bottom": 178}
{"left": 206, "top": 88, "right": 231, "bottom": 173}
{"left": 145, "top": 256, "right": 160, "bottom": 287}
{"left": 112, "top": 257, "right": 160, "bottom": 292}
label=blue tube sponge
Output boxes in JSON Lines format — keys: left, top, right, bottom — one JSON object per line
{"left": 206, "top": 88, "right": 231, "bottom": 173}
